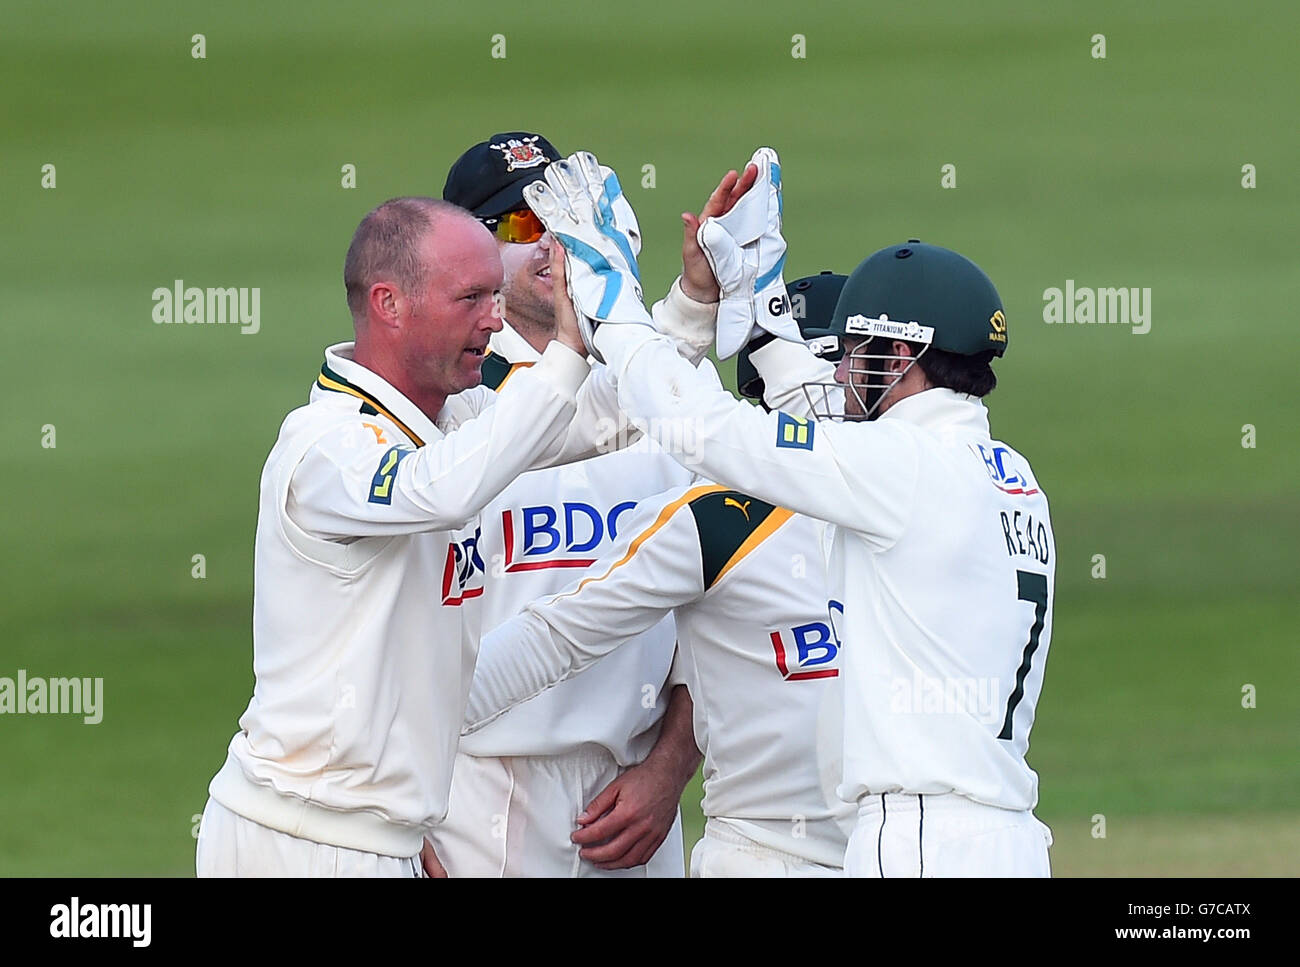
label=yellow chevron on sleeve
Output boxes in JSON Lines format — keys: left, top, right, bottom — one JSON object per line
{"left": 710, "top": 507, "right": 795, "bottom": 587}
{"left": 549, "top": 484, "right": 728, "bottom": 602}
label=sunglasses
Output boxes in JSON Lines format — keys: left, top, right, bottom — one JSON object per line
{"left": 481, "top": 208, "right": 546, "bottom": 244}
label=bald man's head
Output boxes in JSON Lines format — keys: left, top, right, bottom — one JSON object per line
{"left": 344, "top": 197, "right": 473, "bottom": 323}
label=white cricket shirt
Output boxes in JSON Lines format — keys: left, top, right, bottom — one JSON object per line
{"left": 593, "top": 326, "right": 1057, "bottom": 814}
{"left": 466, "top": 483, "right": 855, "bottom": 866}
{"left": 209, "top": 340, "right": 603, "bottom": 857}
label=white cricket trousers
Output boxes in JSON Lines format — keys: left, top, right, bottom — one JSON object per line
{"left": 195, "top": 798, "right": 423, "bottom": 878}
{"left": 690, "top": 819, "right": 842, "bottom": 878}
{"left": 429, "top": 746, "right": 685, "bottom": 877}
{"left": 845, "top": 793, "right": 1052, "bottom": 878}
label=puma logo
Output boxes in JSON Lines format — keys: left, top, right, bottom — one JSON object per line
{"left": 724, "top": 497, "right": 752, "bottom": 521}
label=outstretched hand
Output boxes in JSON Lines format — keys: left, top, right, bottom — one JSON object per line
{"left": 680, "top": 163, "right": 760, "bottom": 303}
{"left": 550, "top": 243, "right": 588, "bottom": 357}
{"left": 525, "top": 151, "right": 654, "bottom": 364}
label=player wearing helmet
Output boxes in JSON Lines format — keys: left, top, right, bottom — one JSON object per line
{"left": 520, "top": 149, "right": 1057, "bottom": 877}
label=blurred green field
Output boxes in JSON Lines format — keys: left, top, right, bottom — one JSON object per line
{"left": 1, "top": 0, "right": 1296, "bottom": 876}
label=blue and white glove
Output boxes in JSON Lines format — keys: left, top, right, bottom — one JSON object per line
{"left": 696, "top": 147, "right": 801, "bottom": 359}
{"left": 598, "top": 162, "right": 641, "bottom": 259}
{"left": 523, "top": 152, "right": 652, "bottom": 364}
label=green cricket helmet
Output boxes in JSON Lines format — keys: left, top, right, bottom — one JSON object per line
{"left": 829, "top": 240, "right": 1006, "bottom": 356}
{"left": 737, "top": 271, "right": 847, "bottom": 402}
{"left": 809, "top": 240, "right": 1006, "bottom": 420}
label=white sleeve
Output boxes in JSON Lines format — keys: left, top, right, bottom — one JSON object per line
{"left": 532, "top": 358, "right": 632, "bottom": 466}
{"left": 555, "top": 275, "right": 720, "bottom": 461}
{"left": 463, "top": 487, "right": 710, "bottom": 730}
{"left": 651, "top": 275, "right": 719, "bottom": 366}
{"left": 593, "top": 326, "right": 918, "bottom": 546}
{"left": 534, "top": 344, "right": 722, "bottom": 465}
{"left": 289, "top": 343, "right": 590, "bottom": 538}
{"left": 748, "top": 336, "right": 841, "bottom": 419}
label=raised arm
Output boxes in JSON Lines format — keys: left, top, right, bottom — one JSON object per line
{"left": 527, "top": 148, "right": 913, "bottom": 541}
{"left": 463, "top": 484, "right": 722, "bottom": 729}
{"left": 529, "top": 241, "right": 722, "bottom": 466}
{"left": 595, "top": 325, "right": 918, "bottom": 544}
{"left": 747, "top": 335, "right": 840, "bottom": 419}
{"left": 288, "top": 343, "right": 590, "bottom": 539}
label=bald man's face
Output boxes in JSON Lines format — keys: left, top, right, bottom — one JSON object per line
{"left": 399, "top": 216, "right": 504, "bottom": 399}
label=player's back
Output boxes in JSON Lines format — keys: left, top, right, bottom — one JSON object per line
{"left": 835, "top": 389, "right": 1055, "bottom": 812}
{"left": 672, "top": 495, "right": 854, "bottom": 867}
{"left": 463, "top": 482, "right": 856, "bottom": 869}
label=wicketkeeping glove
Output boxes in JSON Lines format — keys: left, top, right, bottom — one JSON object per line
{"left": 523, "top": 152, "right": 652, "bottom": 364}
{"left": 697, "top": 147, "right": 801, "bottom": 359}
{"left": 598, "top": 163, "right": 641, "bottom": 259}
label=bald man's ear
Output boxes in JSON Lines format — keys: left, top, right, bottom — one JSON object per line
{"left": 367, "top": 282, "right": 401, "bottom": 329}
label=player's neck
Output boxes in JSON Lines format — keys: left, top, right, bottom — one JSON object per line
{"left": 353, "top": 342, "right": 447, "bottom": 423}
{"left": 390, "top": 378, "right": 448, "bottom": 424}
{"left": 876, "top": 369, "right": 933, "bottom": 418}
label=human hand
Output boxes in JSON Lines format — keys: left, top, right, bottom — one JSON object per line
{"left": 524, "top": 151, "right": 653, "bottom": 363}
{"left": 696, "top": 147, "right": 800, "bottom": 358}
{"left": 420, "top": 837, "right": 448, "bottom": 878}
{"left": 679, "top": 163, "right": 760, "bottom": 303}
{"left": 550, "top": 243, "right": 588, "bottom": 357}
{"left": 570, "top": 758, "right": 681, "bottom": 870}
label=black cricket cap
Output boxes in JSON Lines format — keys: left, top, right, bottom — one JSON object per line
{"left": 442, "top": 132, "right": 561, "bottom": 218}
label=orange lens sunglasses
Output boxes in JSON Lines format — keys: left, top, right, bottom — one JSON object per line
{"left": 483, "top": 208, "right": 546, "bottom": 244}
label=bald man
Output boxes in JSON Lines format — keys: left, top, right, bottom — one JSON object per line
{"left": 196, "top": 197, "right": 609, "bottom": 877}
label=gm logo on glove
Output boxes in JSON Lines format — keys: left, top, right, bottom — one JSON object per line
{"left": 767, "top": 294, "right": 792, "bottom": 318}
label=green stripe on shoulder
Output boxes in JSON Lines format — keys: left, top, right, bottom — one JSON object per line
{"left": 688, "top": 490, "right": 778, "bottom": 590}
{"left": 479, "top": 351, "right": 514, "bottom": 391}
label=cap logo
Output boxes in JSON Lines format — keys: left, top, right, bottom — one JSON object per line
{"left": 989, "top": 309, "right": 1007, "bottom": 343}
{"left": 806, "top": 335, "right": 840, "bottom": 357}
{"left": 844, "top": 314, "right": 935, "bottom": 344}
{"left": 490, "top": 137, "right": 548, "bottom": 172}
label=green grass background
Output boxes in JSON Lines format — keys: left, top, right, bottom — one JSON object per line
{"left": 1, "top": 0, "right": 1296, "bottom": 875}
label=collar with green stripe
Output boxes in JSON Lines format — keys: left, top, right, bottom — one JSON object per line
{"left": 313, "top": 342, "right": 437, "bottom": 447}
